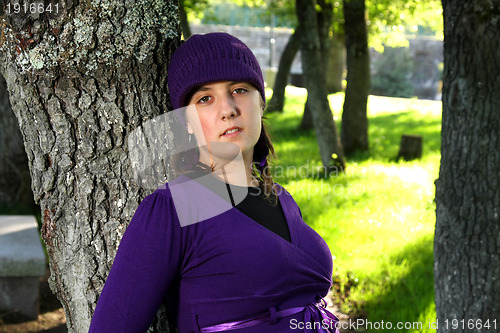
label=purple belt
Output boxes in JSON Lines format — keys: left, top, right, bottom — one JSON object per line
{"left": 199, "top": 299, "right": 339, "bottom": 333}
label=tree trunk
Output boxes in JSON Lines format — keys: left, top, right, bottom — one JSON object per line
{"left": 0, "top": 73, "right": 35, "bottom": 209}
{"left": 435, "top": 1, "right": 500, "bottom": 332}
{"left": 299, "top": 0, "right": 336, "bottom": 131}
{"left": 299, "top": 100, "right": 313, "bottom": 130}
{"left": 301, "top": 37, "right": 344, "bottom": 130}
{"left": 0, "top": 1, "right": 181, "bottom": 331}
{"left": 296, "top": 0, "right": 345, "bottom": 171}
{"left": 179, "top": 0, "right": 192, "bottom": 39}
{"left": 341, "top": 0, "right": 369, "bottom": 155}
{"left": 266, "top": 25, "right": 303, "bottom": 113}
{"left": 317, "top": 0, "right": 333, "bottom": 72}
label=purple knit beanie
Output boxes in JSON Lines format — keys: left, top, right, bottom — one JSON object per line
{"left": 168, "top": 32, "right": 266, "bottom": 110}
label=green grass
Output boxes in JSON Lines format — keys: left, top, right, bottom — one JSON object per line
{"left": 266, "top": 86, "right": 441, "bottom": 332}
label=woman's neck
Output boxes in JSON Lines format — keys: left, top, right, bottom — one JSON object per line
{"left": 213, "top": 161, "right": 257, "bottom": 187}
{"left": 198, "top": 146, "right": 258, "bottom": 187}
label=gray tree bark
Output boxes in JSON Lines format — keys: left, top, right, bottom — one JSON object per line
{"left": 435, "top": 1, "right": 500, "bottom": 332}
{"left": 0, "top": 73, "right": 34, "bottom": 208}
{"left": 299, "top": 100, "right": 313, "bottom": 130}
{"left": 296, "top": 0, "right": 345, "bottom": 171}
{"left": 0, "top": 1, "right": 181, "bottom": 331}
{"left": 300, "top": 0, "right": 333, "bottom": 131}
{"left": 300, "top": 34, "right": 345, "bottom": 130}
{"left": 341, "top": 0, "right": 369, "bottom": 155}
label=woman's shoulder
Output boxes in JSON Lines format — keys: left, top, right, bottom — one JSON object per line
{"left": 137, "top": 186, "right": 172, "bottom": 210}
{"left": 272, "top": 182, "right": 303, "bottom": 217}
{"left": 140, "top": 174, "right": 233, "bottom": 228}
{"left": 272, "top": 182, "right": 293, "bottom": 198}
{"left": 143, "top": 174, "right": 192, "bottom": 201}
{"left": 128, "top": 177, "right": 194, "bottom": 233}
{"left": 132, "top": 175, "right": 195, "bottom": 219}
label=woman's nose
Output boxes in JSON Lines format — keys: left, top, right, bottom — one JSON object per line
{"left": 219, "top": 94, "right": 237, "bottom": 119}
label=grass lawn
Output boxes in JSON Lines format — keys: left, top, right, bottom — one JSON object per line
{"left": 266, "top": 86, "right": 441, "bottom": 332}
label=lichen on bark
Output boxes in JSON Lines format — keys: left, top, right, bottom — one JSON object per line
{"left": 2, "top": 0, "right": 179, "bottom": 74}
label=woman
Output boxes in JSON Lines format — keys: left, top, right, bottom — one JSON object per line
{"left": 90, "top": 32, "right": 339, "bottom": 332}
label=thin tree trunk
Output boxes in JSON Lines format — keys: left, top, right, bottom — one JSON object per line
{"left": 0, "top": 1, "right": 181, "bottom": 331}
{"left": 0, "top": 73, "right": 34, "bottom": 209}
{"left": 266, "top": 25, "right": 303, "bottom": 113}
{"left": 179, "top": 0, "right": 192, "bottom": 39}
{"left": 435, "top": 1, "right": 500, "bottom": 332}
{"left": 342, "top": 0, "right": 370, "bottom": 155}
{"left": 300, "top": 0, "right": 334, "bottom": 131}
{"left": 299, "top": 100, "right": 313, "bottom": 130}
{"left": 296, "top": 0, "right": 345, "bottom": 171}
{"left": 317, "top": 0, "right": 333, "bottom": 72}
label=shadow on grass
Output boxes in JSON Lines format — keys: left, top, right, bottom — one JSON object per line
{"left": 360, "top": 235, "right": 434, "bottom": 332}
{"left": 366, "top": 111, "right": 441, "bottom": 161}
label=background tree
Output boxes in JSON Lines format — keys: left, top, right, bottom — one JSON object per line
{"left": 341, "top": 0, "right": 370, "bottom": 155}
{"left": 366, "top": 0, "right": 443, "bottom": 45}
{"left": 297, "top": 0, "right": 439, "bottom": 134}
{"left": 179, "top": 0, "right": 210, "bottom": 40}
{"left": 299, "top": 0, "right": 334, "bottom": 130}
{"left": 295, "top": 0, "right": 346, "bottom": 171}
{"left": 265, "top": 0, "right": 299, "bottom": 114}
{"left": 179, "top": 0, "right": 192, "bottom": 39}
{"left": 435, "top": 0, "right": 500, "bottom": 331}
{"left": 0, "top": 73, "right": 35, "bottom": 209}
{"left": 266, "top": 24, "right": 302, "bottom": 113}
{"left": 0, "top": 1, "right": 180, "bottom": 331}
{"left": 340, "top": 0, "right": 442, "bottom": 155}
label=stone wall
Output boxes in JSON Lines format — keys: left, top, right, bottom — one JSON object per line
{"left": 409, "top": 37, "right": 443, "bottom": 100}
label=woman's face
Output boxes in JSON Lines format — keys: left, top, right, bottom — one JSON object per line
{"left": 185, "top": 81, "right": 263, "bottom": 166}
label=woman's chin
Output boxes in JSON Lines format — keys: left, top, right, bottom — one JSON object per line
{"left": 199, "top": 142, "right": 243, "bottom": 167}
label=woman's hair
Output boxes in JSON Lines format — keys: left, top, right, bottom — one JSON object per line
{"left": 252, "top": 116, "right": 277, "bottom": 203}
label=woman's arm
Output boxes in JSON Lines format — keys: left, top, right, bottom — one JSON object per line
{"left": 89, "top": 190, "right": 183, "bottom": 332}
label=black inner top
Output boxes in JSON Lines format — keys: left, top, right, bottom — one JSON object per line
{"left": 235, "top": 186, "right": 291, "bottom": 242}
{"left": 184, "top": 171, "right": 291, "bottom": 242}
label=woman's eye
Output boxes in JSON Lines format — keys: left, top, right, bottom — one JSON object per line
{"left": 232, "top": 88, "right": 247, "bottom": 94}
{"left": 197, "top": 96, "right": 211, "bottom": 104}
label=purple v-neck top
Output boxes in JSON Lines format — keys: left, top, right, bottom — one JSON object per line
{"left": 90, "top": 175, "right": 334, "bottom": 332}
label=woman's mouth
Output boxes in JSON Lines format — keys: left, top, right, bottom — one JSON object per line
{"left": 222, "top": 127, "right": 242, "bottom": 137}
